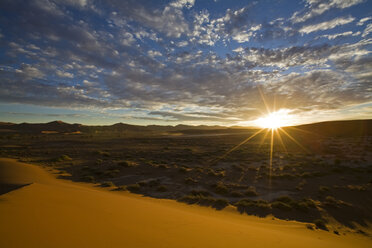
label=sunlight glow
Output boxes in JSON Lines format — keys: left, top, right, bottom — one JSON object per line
{"left": 255, "top": 109, "right": 294, "bottom": 129}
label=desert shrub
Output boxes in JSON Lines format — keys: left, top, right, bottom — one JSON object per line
{"left": 179, "top": 166, "right": 190, "bottom": 173}
{"left": 101, "top": 181, "right": 115, "bottom": 187}
{"left": 318, "top": 186, "right": 330, "bottom": 193}
{"left": 54, "top": 154, "right": 72, "bottom": 162}
{"left": 300, "top": 172, "right": 312, "bottom": 178}
{"left": 248, "top": 167, "right": 258, "bottom": 172}
{"left": 232, "top": 164, "right": 244, "bottom": 172}
{"left": 184, "top": 177, "right": 198, "bottom": 185}
{"left": 273, "top": 196, "right": 316, "bottom": 212}
{"left": 82, "top": 175, "right": 95, "bottom": 182}
{"left": 94, "top": 150, "right": 110, "bottom": 157}
{"left": 347, "top": 184, "right": 367, "bottom": 191}
{"left": 272, "top": 173, "right": 296, "bottom": 180}
{"left": 306, "top": 224, "right": 314, "bottom": 230}
{"left": 235, "top": 199, "right": 271, "bottom": 216}
{"left": 314, "top": 219, "right": 328, "bottom": 231}
{"left": 190, "top": 190, "right": 211, "bottom": 197}
{"left": 127, "top": 183, "right": 141, "bottom": 192}
{"left": 271, "top": 201, "right": 292, "bottom": 211}
{"left": 230, "top": 191, "right": 244, "bottom": 197}
{"left": 214, "top": 198, "right": 229, "bottom": 209}
{"left": 103, "top": 169, "right": 120, "bottom": 178}
{"left": 116, "top": 185, "right": 127, "bottom": 191}
{"left": 214, "top": 182, "right": 229, "bottom": 195}
{"left": 138, "top": 180, "right": 147, "bottom": 186}
{"left": 178, "top": 194, "right": 228, "bottom": 210}
{"left": 118, "top": 160, "right": 138, "bottom": 167}
{"left": 117, "top": 161, "right": 129, "bottom": 167}
{"left": 322, "top": 196, "right": 351, "bottom": 208}
{"left": 157, "top": 185, "right": 167, "bottom": 192}
{"left": 299, "top": 198, "right": 316, "bottom": 210}
{"left": 275, "top": 196, "right": 295, "bottom": 204}
{"left": 244, "top": 186, "right": 258, "bottom": 196}
{"left": 158, "top": 164, "right": 169, "bottom": 169}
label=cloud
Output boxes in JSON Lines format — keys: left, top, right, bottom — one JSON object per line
{"left": 56, "top": 70, "right": 74, "bottom": 78}
{"left": 319, "top": 31, "right": 360, "bottom": 39}
{"left": 169, "top": 0, "right": 195, "bottom": 9}
{"left": 147, "top": 50, "right": 162, "bottom": 58}
{"left": 299, "top": 16, "right": 355, "bottom": 34}
{"left": 357, "top": 16, "right": 372, "bottom": 26}
{"left": 56, "top": 0, "right": 88, "bottom": 8}
{"left": 106, "top": 0, "right": 190, "bottom": 38}
{"left": 15, "top": 63, "right": 45, "bottom": 79}
{"left": 177, "top": 41, "right": 188, "bottom": 47}
{"left": 0, "top": 0, "right": 371, "bottom": 124}
{"left": 121, "top": 32, "right": 136, "bottom": 46}
{"left": 148, "top": 111, "right": 236, "bottom": 123}
{"left": 362, "top": 23, "right": 372, "bottom": 37}
{"left": 291, "top": 0, "right": 364, "bottom": 23}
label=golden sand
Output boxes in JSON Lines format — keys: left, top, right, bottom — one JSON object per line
{"left": 0, "top": 158, "right": 370, "bottom": 248}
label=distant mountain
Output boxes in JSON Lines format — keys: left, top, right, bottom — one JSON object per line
{"left": 0, "top": 121, "right": 230, "bottom": 134}
{"left": 0, "top": 119, "right": 371, "bottom": 136}
{"left": 283, "top": 119, "right": 372, "bottom": 137}
{"left": 0, "top": 121, "right": 81, "bottom": 133}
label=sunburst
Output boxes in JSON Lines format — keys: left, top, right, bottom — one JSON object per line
{"left": 212, "top": 88, "right": 308, "bottom": 189}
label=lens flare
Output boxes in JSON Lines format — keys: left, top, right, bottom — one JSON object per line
{"left": 255, "top": 109, "right": 293, "bottom": 129}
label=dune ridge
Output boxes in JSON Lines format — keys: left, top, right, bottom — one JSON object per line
{"left": 0, "top": 158, "right": 370, "bottom": 248}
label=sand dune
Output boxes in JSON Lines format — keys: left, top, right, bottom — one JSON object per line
{"left": 0, "top": 158, "right": 370, "bottom": 248}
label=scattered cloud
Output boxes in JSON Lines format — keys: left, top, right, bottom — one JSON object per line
{"left": 357, "top": 16, "right": 372, "bottom": 26}
{"left": 300, "top": 16, "right": 355, "bottom": 34}
{"left": 291, "top": 0, "right": 364, "bottom": 23}
{"left": 0, "top": 0, "right": 371, "bottom": 124}
{"left": 319, "top": 31, "right": 360, "bottom": 39}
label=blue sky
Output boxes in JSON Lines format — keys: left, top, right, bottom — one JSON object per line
{"left": 0, "top": 0, "right": 371, "bottom": 126}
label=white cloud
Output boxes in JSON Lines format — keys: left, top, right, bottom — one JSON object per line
{"left": 147, "top": 50, "right": 162, "bottom": 58}
{"left": 56, "top": 0, "right": 87, "bottom": 7}
{"left": 121, "top": 32, "right": 135, "bottom": 46}
{"left": 177, "top": 41, "right": 188, "bottom": 47}
{"left": 15, "top": 63, "right": 45, "bottom": 79}
{"left": 233, "top": 47, "right": 244, "bottom": 53}
{"left": 233, "top": 31, "right": 253, "bottom": 43}
{"left": 56, "top": 70, "right": 74, "bottom": 78}
{"left": 319, "top": 31, "right": 360, "bottom": 39}
{"left": 83, "top": 79, "right": 97, "bottom": 86}
{"left": 292, "top": 0, "right": 364, "bottom": 23}
{"left": 169, "top": 0, "right": 195, "bottom": 9}
{"left": 362, "top": 23, "right": 372, "bottom": 37}
{"left": 300, "top": 16, "right": 355, "bottom": 34}
{"left": 357, "top": 16, "right": 372, "bottom": 26}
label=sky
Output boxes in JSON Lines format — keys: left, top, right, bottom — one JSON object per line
{"left": 0, "top": 0, "right": 371, "bottom": 126}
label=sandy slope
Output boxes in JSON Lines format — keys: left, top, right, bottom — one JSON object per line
{"left": 0, "top": 158, "right": 370, "bottom": 248}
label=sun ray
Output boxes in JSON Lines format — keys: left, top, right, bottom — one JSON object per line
{"left": 275, "top": 128, "right": 288, "bottom": 154}
{"left": 257, "top": 85, "right": 271, "bottom": 114}
{"left": 210, "top": 128, "right": 265, "bottom": 165}
{"left": 285, "top": 126, "right": 315, "bottom": 135}
{"left": 269, "top": 128, "right": 274, "bottom": 188}
{"left": 278, "top": 127, "right": 310, "bottom": 154}
{"left": 257, "top": 128, "right": 270, "bottom": 151}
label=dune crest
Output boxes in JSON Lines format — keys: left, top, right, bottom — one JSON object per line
{"left": 0, "top": 158, "right": 370, "bottom": 248}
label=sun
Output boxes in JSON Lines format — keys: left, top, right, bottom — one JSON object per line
{"left": 255, "top": 109, "right": 293, "bottom": 129}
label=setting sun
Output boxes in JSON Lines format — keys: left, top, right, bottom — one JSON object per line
{"left": 255, "top": 109, "right": 293, "bottom": 129}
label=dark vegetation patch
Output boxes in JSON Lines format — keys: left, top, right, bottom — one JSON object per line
{"left": 0, "top": 120, "right": 371, "bottom": 232}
